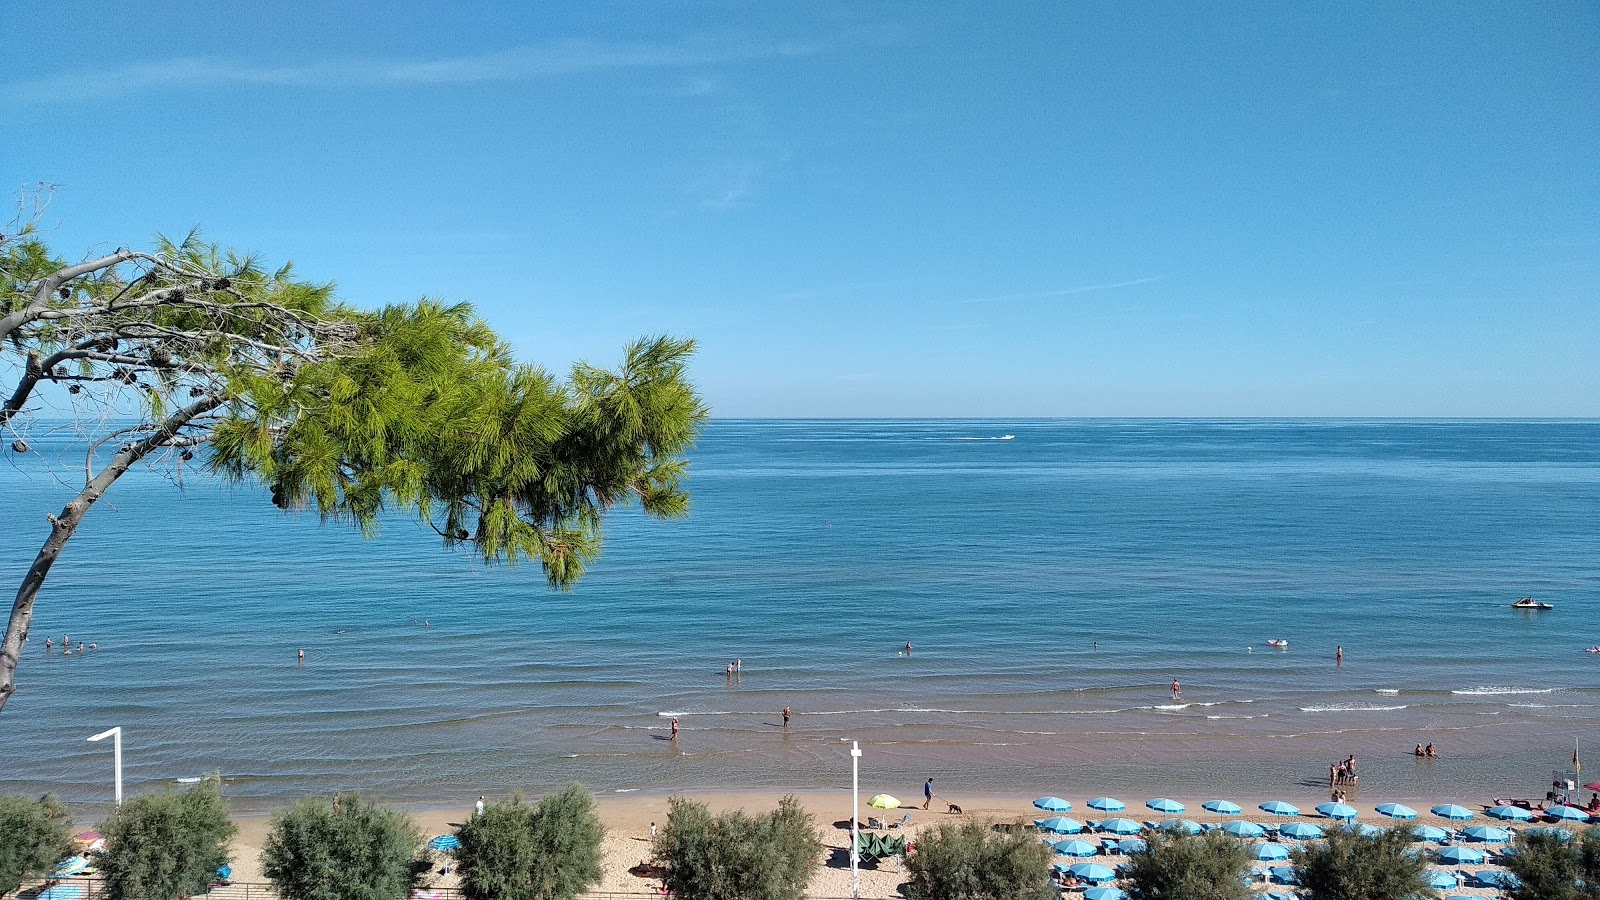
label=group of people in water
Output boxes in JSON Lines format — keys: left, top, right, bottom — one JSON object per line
{"left": 1413, "top": 742, "right": 1439, "bottom": 758}
{"left": 1330, "top": 754, "right": 1359, "bottom": 788}
{"left": 41, "top": 635, "right": 97, "bottom": 655}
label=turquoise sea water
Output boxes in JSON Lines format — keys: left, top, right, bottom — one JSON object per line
{"left": 1, "top": 420, "right": 1597, "bottom": 810}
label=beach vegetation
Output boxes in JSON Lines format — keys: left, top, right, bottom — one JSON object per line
{"left": 1291, "top": 825, "right": 1435, "bottom": 900}
{"left": 1500, "top": 825, "right": 1599, "bottom": 900}
{"left": 0, "top": 226, "right": 706, "bottom": 712}
{"left": 453, "top": 786, "right": 605, "bottom": 900}
{"left": 653, "top": 794, "right": 823, "bottom": 900}
{"left": 1122, "top": 828, "right": 1252, "bottom": 900}
{"left": 0, "top": 793, "right": 74, "bottom": 896}
{"left": 261, "top": 793, "right": 424, "bottom": 900}
{"left": 900, "top": 818, "right": 1054, "bottom": 900}
{"left": 94, "top": 777, "right": 236, "bottom": 900}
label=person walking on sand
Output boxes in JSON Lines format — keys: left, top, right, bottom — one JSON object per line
{"left": 782, "top": 706, "right": 791, "bottom": 729}
{"left": 924, "top": 778, "right": 934, "bottom": 810}
{"left": 475, "top": 796, "right": 485, "bottom": 817}
{"left": 650, "top": 822, "right": 657, "bottom": 839}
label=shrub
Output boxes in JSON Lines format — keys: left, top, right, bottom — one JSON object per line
{"left": 95, "top": 777, "right": 236, "bottom": 900}
{"left": 1501, "top": 825, "right": 1600, "bottom": 900}
{"left": 454, "top": 786, "right": 605, "bottom": 900}
{"left": 1291, "top": 826, "right": 1434, "bottom": 900}
{"left": 653, "top": 794, "right": 823, "bottom": 900}
{"left": 261, "top": 793, "right": 424, "bottom": 900}
{"left": 1123, "top": 828, "right": 1252, "bottom": 900}
{"left": 901, "top": 818, "right": 1053, "bottom": 900}
{"left": 0, "top": 794, "right": 74, "bottom": 896}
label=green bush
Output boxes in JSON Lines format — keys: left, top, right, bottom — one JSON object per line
{"left": 95, "top": 777, "right": 236, "bottom": 900}
{"left": 1291, "top": 826, "right": 1435, "bottom": 900}
{"left": 261, "top": 793, "right": 424, "bottom": 900}
{"left": 1123, "top": 828, "right": 1252, "bottom": 900}
{"left": 901, "top": 818, "right": 1053, "bottom": 900}
{"left": 0, "top": 794, "right": 74, "bottom": 896}
{"left": 1502, "top": 825, "right": 1600, "bottom": 900}
{"left": 653, "top": 795, "right": 823, "bottom": 900}
{"left": 454, "top": 786, "right": 605, "bottom": 900}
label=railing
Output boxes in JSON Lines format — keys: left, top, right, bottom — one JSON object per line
{"left": 27, "top": 878, "right": 896, "bottom": 900}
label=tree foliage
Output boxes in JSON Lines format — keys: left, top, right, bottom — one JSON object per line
{"left": 260, "top": 793, "right": 423, "bottom": 900}
{"left": 94, "top": 778, "right": 235, "bottom": 900}
{"left": 453, "top": 786, "right": 605, "bottom": 900}
{"left": 1, "top": 228, "right": 706, "bottom": 711}
{"left": 1121, "top": 828, "right": 1252, "bottom": 900}
{"left": 653, "top": 795, "right": 823, "bottom": 900}
{"left": 1291, "top": 826, "right": 1436, "bottom": 900}
{"left": 900, "top": 818, "right": 1053, "bottom": 900}
{"left": 1502, "top": 825, "right": 1600, "bottom": 900}
{"left": 0, "top": 793, "right": 74, "bottom": 895}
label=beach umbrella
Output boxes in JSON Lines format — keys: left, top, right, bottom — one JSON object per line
{"left": 1527, "top": 826, "right": 1573, "bottom": 840}
{"left": 1431, "top": 804, "right": 1474, "bottom": 821}
{"left": 1034, "top": 796, "right": 1072, "bottom": 812}
{"left": 52, "top": 856, "right": 90, "bottom": 877}
{"left": 1547, "top": 805, "right": 1591, "bottom": 822}
{"left": 1088, "top": 797, "right": 1126, "bottom": 811}
{"left": 1424, "top": 869, "right": 1458, "bottom": 889}
{"left": 71, "top": 830, "right": 102, "bottom": 844}
{"left": 1068, "top": 862, "right": 1117, "bottom": 883}
{"left": 215, "top": 864, "right": 232, "bottom": 880}
{"left": 1435, "top": 846, "right": 1485, "bottom": 865}
{"left": 1054, "top": 838, "right": 1100, "bottom": 857}
{"left": 1263, "top": 893, "right": 1298, "bottom": 900}
{"left": 1036, "top": 816, "right": 1084, "bottom": 834}
{"left": 426, "top": 834, "right": 462, "bottom": 851}
{"left": 867, "top": 794, "right": 901, "bottom": 810}
{"left": 1252, "top": 842, "right": 1291, "bottom": 861}
{"left": 1117, "top": 838, "right": 1147, "bottom": 853}
{"left": 1268, "top": 866, "right": 1299, "bottom": 884}
{"left": 36, "top": 888, "right": 83, "bottom": 900}
{"left": 1410, "top": 824, "right": 1448, "bottom": 842}
{"left": 1339, "top": 822, "right": 1383, "bottom": 837}
{"left": 1221, "top": 820, "right": 1266, "bottom": 838}
{"left": 1259, "top": 801, "right": 1300, "bottom": 817}
{"left": 1461, "top": 825, "right": 1512, "bottom": 843}
{"left": 1098, "top": 818, "right": 1142, "bottom": 835}
{"left": 1472, "top": 869, "right": 1521, "bottom": 889}
{"left": 1277, "top": 822, "right": 1323, "bottom": 840}
{"left": 1146, "top": 798, "right": 1185, "bottom": 814}
{"left": 1315, "top": 801, "right": 1358, "bottom": 821}
{"left": 1487, "top": 805, "right": 1535, "bottom": 821}
{"left": 1376, "top": 803, "right": 1418, "bottom": 820}
{"left": 1157, "top": 818, "right": 1200, "bottom": 835}
{"left": 1203, "top": 799, "right": 1242, "bottom": 815}
{"left": 1083, "top": 888, "right": 1127, "bottom": 900}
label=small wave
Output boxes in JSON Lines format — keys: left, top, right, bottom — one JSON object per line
{"left": 1206, "top": 714, "right": 1265, "bottom": 720}
{"left": 1451, "top": 687, "right": 1555, "bottom": 696}
{"left": 657, "top": 710, "right": 738, "bottom": 717}
{"left": 1299, "top": 703, "right": 1407, "bottom": 712}
{"left": 612, "top": 788, "right": 639, "bottom": 793}
{"left": 1508, "top": 703, "right": 1585, "bottom": 709}
{"left": 1375, "top": 689, "right": 1400, "bottom": 695}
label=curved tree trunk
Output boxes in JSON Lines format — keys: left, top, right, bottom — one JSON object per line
{"left": 0, "top": 392, "right": 222, "bottom": 712}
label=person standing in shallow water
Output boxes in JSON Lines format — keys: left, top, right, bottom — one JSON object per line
{"left": 782, "top": 707, "right": 791, "bottom": 729}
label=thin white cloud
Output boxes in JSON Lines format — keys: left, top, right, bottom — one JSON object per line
{"left": 2, "top": 38, "right": 825, "bottom": 102}
{"left": 953, "top": 276, "right": 1162, "bottom": 305}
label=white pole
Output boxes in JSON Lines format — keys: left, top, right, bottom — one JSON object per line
{"left": 88, "top": 727, "right": 122, "bottom": 805}
{"left": 850, "top": 741, "right": 862, "bottom": 900}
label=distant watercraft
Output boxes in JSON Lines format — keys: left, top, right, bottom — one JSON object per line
{"left": 1511, "top": 597, "right": 1554, "bottom": 610}
{"left": 999, "top": 434, "right": 1015, "bottom": 441}
{"left": 1266, "top": 639, "right": 1288, "bottom": 648}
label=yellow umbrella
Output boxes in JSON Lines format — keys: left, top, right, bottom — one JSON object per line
{"left": 867, "top": 794, "right": 901, "bottom": 809}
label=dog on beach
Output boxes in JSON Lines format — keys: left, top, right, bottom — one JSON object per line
{"left": 946, "top": 802, "right": 963, "bottom": 814}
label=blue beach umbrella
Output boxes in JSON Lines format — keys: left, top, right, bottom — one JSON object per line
{"left": 1268, "top": 866, "right": 1299, "bottom": 884}
{"left": 1461, "top": 825, "right": 1512, "bottom": 843}
{"left": 1526, "top": 826, "right": 1573, "bottom": 841}
{"left": 1203, "top": 799, "right": 1242, "bottom": 815}
{"left": 1410, "top": 824, "right": 1448, "bottom": 842}
{"left": 37, "top": 888, "right": 84, "bottom": 900}
{"left": 1083, "top": 888, "right": 1127, "bottom": 900}
{"left": 1547, "top": 805, "right": 1591, "bottom": 822}
{"left": 1376, "top": 803, "right": 1418, "bottom": 820}
{"left": 1341, "top": 822, "right": 1384, "bottom": 837}
{"left": 1472, "top": 869, "right": 1522, "bottom": 889}
{"left": 1487, "top": 805, "right": 1535, "bottom": 821}
{"left": 1068, "top": 862, "right": 1117, "bottom": 883}
{"left": 1424, "top": 869, "right": 1458, "bottom": 889}
{"left": 1431, "top": 804, "right": 1474, "bottom": 821}
{"left": 1263, "top": 893, "right": 1298, "bottom": 900}
{"left": 1034, "top": 796, "right": 1072, "bottom": 812}
{"left": 1252, "top": 842, "right": 1290, "bottom": 860}
{"left": 1053, "top": 839, "right": 1099, "bottom": 857}
{"left": 1098, "top": 818, "right": 1142, "bottom": 835}
{"left": 1088, "top": 797, "right": 1126, "bottom": 811}
{"left": 1036, "top": 816, "right": 1084, "bottom": 834}
{"left": 1220, "top": 820, "right": 1266, "bottom": 838}
{"left": 1157, "top": 819, "right": 1200, "bottom": 835}
{"left": 52, "top": 856, "right": 90, "bottom": 877}
{"left": 427, "top": 834, "right": 462, "bottom": 851}
{"left": 1435, "top": 846, "right": 1485, "bottom": 865}
{"left": 1315, "top": 801, "right": 1358, "bottom": 821}
{"left": 1259, "top": 801, "right": 1301, "bottom": 817}
{"left": 1277, "top": 822, "right": 1323, "bottom": 840}
{"left": 1117, "top": 838, "right": 1147, "bottom": 853}
{"left": 1146, "top": 798, "right": 1185, "bottom": 814}
{"left": 215, "top": 864, "right": 232, "bottom": 880}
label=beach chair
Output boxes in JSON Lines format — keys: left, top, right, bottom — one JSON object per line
{"left": 888, "top": 812, "right": 913, "bottom": 829}
{"left": 866, "top": 816, "right": 884, "bottom": 830}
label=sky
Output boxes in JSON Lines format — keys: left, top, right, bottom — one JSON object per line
{"left": 3, "top": 1, "right": 1596, "bottom": 417}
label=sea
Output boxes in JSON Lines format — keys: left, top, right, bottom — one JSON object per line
{"left": 1, "top": 419, "right": 1596, "bottom": 812}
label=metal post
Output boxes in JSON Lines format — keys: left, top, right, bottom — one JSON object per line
{"left": 850, "top": 740, "right": 862, "bottom": 900}
{"left": 88, "top": 727, "right": 122, "bottom": 805}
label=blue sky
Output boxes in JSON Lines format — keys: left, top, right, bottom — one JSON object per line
{"left": 4, "top": 2, "right": 1596, "bottom": 416}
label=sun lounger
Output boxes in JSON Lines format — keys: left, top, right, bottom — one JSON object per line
{"left": 888, "top": 812, "right": 912, "bottom": 829}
